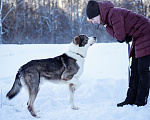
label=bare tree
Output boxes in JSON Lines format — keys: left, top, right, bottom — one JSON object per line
{"left": 0, "top": 0, "right": 24, "bottom": 44}
{"left": 1, "top": 0, "right": 150, "bottom": 44}
{"left": 0, "top": 0, "right": 3, "bottom": 44}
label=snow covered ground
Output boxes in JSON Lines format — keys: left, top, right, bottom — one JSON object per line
{"left": 0, "top": 43, "right": 150, "bottom": 120}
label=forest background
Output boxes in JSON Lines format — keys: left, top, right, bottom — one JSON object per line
{"left": 0, "top": 0, "right": 150, "bottom": 44}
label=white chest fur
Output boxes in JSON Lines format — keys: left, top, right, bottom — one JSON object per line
{"left": 66, "top": 51, "right": 85, "bottom": 79}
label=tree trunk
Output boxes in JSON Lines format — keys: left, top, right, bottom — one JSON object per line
{"left": 0, "top": 0, "right": 3, "bottom": 44}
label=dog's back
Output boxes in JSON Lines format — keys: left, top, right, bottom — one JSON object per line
{"left": 6, "top": 53, "right": 79, "bottom": 99}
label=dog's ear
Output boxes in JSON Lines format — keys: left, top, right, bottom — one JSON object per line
{"left": 73, "top": 36, "right": 80, "bottom": 45}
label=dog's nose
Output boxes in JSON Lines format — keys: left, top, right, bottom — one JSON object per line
{"left": 93, "top": 37, "right": 96, "bottom": 40}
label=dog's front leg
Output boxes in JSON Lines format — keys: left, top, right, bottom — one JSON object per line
{"left": 68, "top": 78, "right": 81, "bottom": 110}
{"left": 69, "top": 84, "right": 79, "bottom": 110}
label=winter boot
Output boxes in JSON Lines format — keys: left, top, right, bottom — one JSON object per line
{"left": 117, "top": 97, "right": 135, "bottom": 107}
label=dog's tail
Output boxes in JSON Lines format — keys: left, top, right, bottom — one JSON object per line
{"left": 6, "top": 70, "right": 22, "bottom": 100}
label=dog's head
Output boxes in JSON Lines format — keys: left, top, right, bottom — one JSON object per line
{"left": 68, "top": 34, "right": 96, "bottom": 58}
{"left": 73, "top": 35, "right": 96, "bottom": 47}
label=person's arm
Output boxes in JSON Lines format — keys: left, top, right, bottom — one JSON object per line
{"left": 106, "top": 25, "right": 114, "bottom": 37}
{"left": 106, "top": 14, "right": 126, "bottom": 42}
{"left": 117, "top": 34, "right": 132, "bottom": 43}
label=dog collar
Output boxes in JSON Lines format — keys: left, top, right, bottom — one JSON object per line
{"left": 69, "top": 51, "right": 85, "bottom": 58}
{"left": 76, "top": 53, "right": 84, "bottom": 58}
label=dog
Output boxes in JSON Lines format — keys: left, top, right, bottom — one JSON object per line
{"left": 6, "top": 34, "right": 96, "bottom": 118}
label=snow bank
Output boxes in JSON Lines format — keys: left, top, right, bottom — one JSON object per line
{"left": 0, "top": 43, "right": 150, "bottom": 120}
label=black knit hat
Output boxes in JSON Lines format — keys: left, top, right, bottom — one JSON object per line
{"left": 86, "top": 0, "right": 100, "bottom": 19}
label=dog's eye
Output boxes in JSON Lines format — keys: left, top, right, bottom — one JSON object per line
{"left": 83, "top": 39, "right": 88, "bottom": 45}
{"left": 85, "top": 36, "right": 89, "bottom": 40}
{"left": 86, "top": 40, "right": 88, "bottom": 43}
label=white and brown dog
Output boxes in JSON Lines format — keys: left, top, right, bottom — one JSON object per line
{"left": 6, "top": 34, "right": 96, "bottom": 118}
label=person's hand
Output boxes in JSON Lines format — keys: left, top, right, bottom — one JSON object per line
{"left": 125, "top": 34, "right": 132, "bottom": 43}
{"left": 117, "top": 39, "right": 125, "bottom": 43}
{"left": 117, "top": 34, "right": 132, "bottom": 43}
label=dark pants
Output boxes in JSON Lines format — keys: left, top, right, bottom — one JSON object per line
{"left": 126, "top": 52, "right": 150, "bottom": 105}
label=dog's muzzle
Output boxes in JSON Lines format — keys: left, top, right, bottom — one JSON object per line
{"left": 90, "top": 37, "right": 97, "bottom": 46}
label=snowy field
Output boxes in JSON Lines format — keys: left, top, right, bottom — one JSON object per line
{"left": 0, "top": 43, "right": 150, "bottom": 120}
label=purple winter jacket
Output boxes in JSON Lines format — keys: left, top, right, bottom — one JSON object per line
{"left": 97, "top": 1, "right": 150, "bottom": 58}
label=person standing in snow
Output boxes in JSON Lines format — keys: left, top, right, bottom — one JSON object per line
{"left": 86, "top": 0, "right": 150, "bottom": 107}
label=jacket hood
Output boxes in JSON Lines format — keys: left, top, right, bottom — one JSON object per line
{"left": 97, "top": 1, "right": 114, "bottom": 25}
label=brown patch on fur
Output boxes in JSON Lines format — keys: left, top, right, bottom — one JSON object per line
{"left": 69, "top": 83, "right": 73, "bottom": 91}
{"left": 73, "top": 36, "right": 80, "bottom": 45}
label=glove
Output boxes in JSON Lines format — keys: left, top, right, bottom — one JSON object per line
{"left": 117, "top": 34, "right": 132, "bottom": 43}
{"left": 124, "top": 34, "right": 132, "bottom": 43}
{"left": 117, "top": 39, "right": 125, "bottom": 43}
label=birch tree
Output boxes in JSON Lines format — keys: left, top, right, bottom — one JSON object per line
{"left": 0, "top": 0, "right": 23, "bottom": 44}
{"left": 0, "top": 0, "right": 3, "bottom": 44}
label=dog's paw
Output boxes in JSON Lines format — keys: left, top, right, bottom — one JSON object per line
{"left": 71, "top": 106, "right": 79, "bottom": 110}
